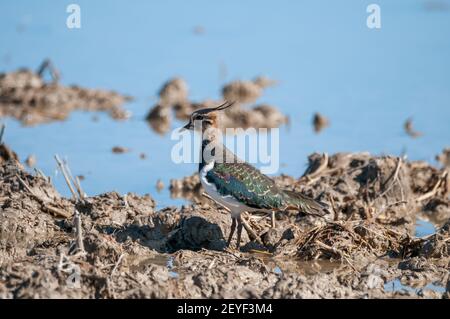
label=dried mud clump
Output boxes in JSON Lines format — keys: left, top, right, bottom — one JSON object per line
{"left": 146, "top": 76, "right": 288, "bottom": 134}
{"left": 111, "top": 146, "right": 130, "bottom": 154}
{"left": 145, "top": 103, "right": 172, "bottom": 134}
{"left": 312, "top": 112, "right": 329, "bottom": 133}
{"left": 436, "top": 148, "right": 450, "bottom": 169}
{"left": 0, "top": 144, "right": 18, "bottom": 165}
{"left": 413, "top": 219, "right": 450, "bottom": 258}
{"left": 404, "top": 117, "right": 423, "bottom": 138}
{"left": 294, "top": 221, "right": 408, "bottom": 261}
{"left": 222, "top": 76, "right": 276, "bottom": 104}
{"left": 0, "top": 61, "right": 132, "bottom": 126}
{"left": 158, "top": 77, "right": 189, "bottom": 107}
{"left": 170, "top": 173, "right": 201, "bottom": 201}
{"left": 24, "top": 154, "right": 37, "bottom": 168}
{"left": 221, "top": 103, "right": 289, "bottom": 130}
{"left": 0, "top": 126, "right": 18, "bottom": 164}
{"left": 222, "top": 79, "right": 263, "bottom": 104}
{"left": 0, "top": 160, "right": 71, "bottom": 263}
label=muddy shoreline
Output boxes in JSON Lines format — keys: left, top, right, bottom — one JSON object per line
{"left": 0, "top": 61, "right": 132, "bottom": 126}
{"left": 1, "top": 146, "right": 448, "bottom": 299}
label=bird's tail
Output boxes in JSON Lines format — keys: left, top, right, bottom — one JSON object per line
{"left": 282, "top": 190, "right": 329, "bottom": 217}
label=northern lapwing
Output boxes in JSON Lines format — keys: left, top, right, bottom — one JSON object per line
{"left": 181, "top": 101, "right": 328, "bottom": 249}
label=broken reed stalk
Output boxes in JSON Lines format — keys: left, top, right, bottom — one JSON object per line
{"left": 37, "top": 58, "right": 60, "bottom": 83}
{"left": 240, "top": 213, "right": 264, "bottom": 245}
{"left": 111, "top": 253, "right": 125, "bottom": 277}
{"left": 54, "top": 155, "right": 86, "bottom": 254}
{"left": 35, "top": 168, "right": 51, "bottom": 184}
{"left": 64, "top": 159, "right": 85, "bottom": 200}
{"left": 298, "top": 222, "right": 352, "bottom": 257}
{"left": 416, "top": 171, "right": 448, "bottom": 202}
{"left": 303, "top": 153, "right": 329, "bottom": 185}
{"left": 377, "top": 157, "right": 402, "bottom": 199}
{"left": 328, "top": 193, "right": 339, "bottom": 221}
{"left": 73, "top": 209, "right": 85, "bottom": 254}
{"left": 54, "top": 154, "right": 77, "bottom": 200}
{"left": 16, "top": 174, "right": 71, "bottom": 218}
{"left": 271, "top": 211, "right": 276, "bottom": 228}
{"left": 34, "top": 168, "right": 47, "bottom": 179}
{"left": 74, "top": 176, "right": 85, "bottom": 200}
{"left": 0, "top": 123, "right": 5, "bottom": 144}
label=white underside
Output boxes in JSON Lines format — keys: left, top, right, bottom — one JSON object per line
{"left": 200, "top": 161, "right": 262, "bottom": 218}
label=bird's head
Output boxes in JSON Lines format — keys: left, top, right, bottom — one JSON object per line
{"left": 181, "top": 101, "right": 234, "bottom": 132}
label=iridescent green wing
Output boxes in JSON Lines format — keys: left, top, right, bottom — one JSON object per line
{"left": 206, "top": 162, "right": 284, "bottom": 210}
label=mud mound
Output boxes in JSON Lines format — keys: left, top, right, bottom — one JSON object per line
{"left": 170, "top": 174, "right": 201, "bottom": 201}
{"left": 410, "top": 219, "right": 450, "bottom": 258}
{"left": 0, "top": 144, "right": 18, "bottom": 164}
{"left": 0, "top": 126, "right": 18, "bottom": 164}
{"left": 146, "top": 77, "right": 288, "bottom": 134}
{"left": 0, "top": 61, "right": 132, "bottom": 125}
{"left": 0, "top": 159, "right": 71, "bottom": 262}
{"left": 436, "top": 148, "right": 450, "bottom": 169}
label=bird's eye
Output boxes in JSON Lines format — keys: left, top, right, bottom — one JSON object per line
{"left": 194, "top": 115, "right": 204, "bottom": 121}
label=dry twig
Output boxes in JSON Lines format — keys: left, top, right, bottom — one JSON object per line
{"left": 303, "top": 153, "right": 329, "bottom": 185}
{"left": 55, "top": 154, "right": 77, "bottom": 200}
{"left": 377, "top": 157, "right": 402, "bottom": 199}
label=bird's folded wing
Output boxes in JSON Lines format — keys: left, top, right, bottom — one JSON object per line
{"left": 206, "top": 162, "right": 284, "bottom": 210}
{"left": 281, "top": 190, "right": 329, "bottom": 216}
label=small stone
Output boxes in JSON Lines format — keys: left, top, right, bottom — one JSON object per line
{"left": 313, "top": 112, "right": 329, "bottom": 133}
{"left": 24, "top": 154, "right": 37, "bottom": 167}
{"left": 112, "top": 146, "right": 130, "bottom": 154}
{"left": 156, "top": 179, "right": 164, "bottom": 192}
{"left": 193, "top": 25, "right": 205, "bottom": 35}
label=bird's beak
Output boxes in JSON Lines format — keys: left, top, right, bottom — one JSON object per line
{"left": 180, "top": 122, "right": 193, "bottom": 132}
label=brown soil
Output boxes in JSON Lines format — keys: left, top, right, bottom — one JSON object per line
{"left": 0, "top": 61, "right": 132, "bottom": 126}
{"left": 1, "top": 147, "right": 449, "bottom": 299}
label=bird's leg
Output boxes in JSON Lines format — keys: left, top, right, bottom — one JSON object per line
{"left": 236, "top": 217, "right": 243, "bottom": 250}
{"left": 271, "top": 211, "right": 276, "bottom": 228}
{"left": 226, "top": 217, "right": 237, "bottom": 247}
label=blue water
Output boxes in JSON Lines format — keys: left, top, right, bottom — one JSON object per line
{"left": 1, "top": 1, "right": 449, "bottom": 209}
{"left": 415, "top": 218, "right": 437, "bottom": 237}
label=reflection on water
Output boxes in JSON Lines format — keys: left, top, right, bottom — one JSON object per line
{"left": 130, "top": 254, "right": 180, "bottom": 279}
{"left": 129, "top": 250, "right": 343, "bottom": 280}
{"left": 257, "top": 255, "right": 341, "bottom": 276}
{"left": 384, "top": 279, "right": 446, "bottom": 294}
{"left": 167, "top": 255, "right": 179, "bottom": 279}
{"left": 415, "top": 218, "right": 437, "bottom": 238}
